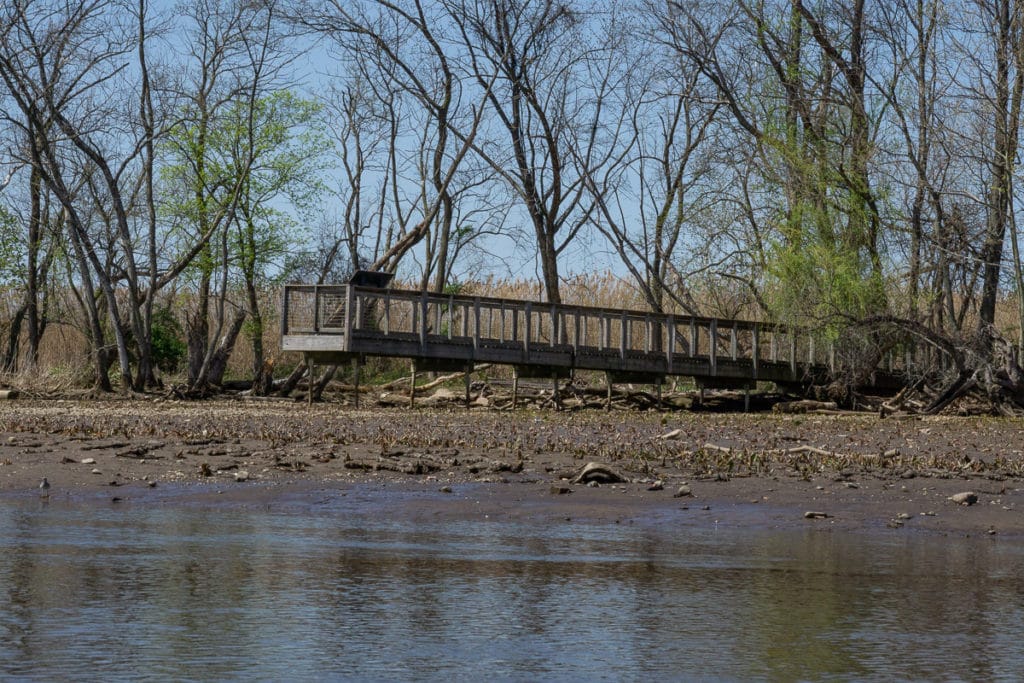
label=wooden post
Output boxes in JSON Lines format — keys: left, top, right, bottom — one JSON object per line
{"left": 709, "top": 319, "right": 718, "bottom": 376}
{"left": 473, "top": 299, "right": 481, "bottom": 351}
{"left": 512, "top": 367, "right": 519, "bottom": 410}
{"left": 619, "top": 312, "right": 627, "bottom": 360}
{"left": 465, "top": 365, "right": 472, "bottom": 410}
{"left": 790, "top": 331, "right": 798, "bottom": 377}
{"left": 573, "top": 310, "right": 581, "bottom": 352}
{"left": 550, "top": 305, "right": 558, "bottom": 347}
{"left": 605, "top": 371, "right": 613, "bottom": 411}
{"left": 744, "top": 388, "right": 750, "bottom": 413}
{"left": 731, "top": 322, "right": 738, "bottom": 360}
{"left": 689, "top": 319, "right": 697, "bottom": 356}
{"left": 419, "top": 291, "right": 428, "bottom": 352}
{"left": 752, "top": 325, "right": 760, "bottom": 380}
{"left": 281, "top": 286, "right": 291, "bottom": 336}
{"left": 342, "top": 285, "right": 354, "bottom": 351}
{"left": 552, "top": 373, "right": 560, "bottom": 411}
{"left": 383, "top": 292, "right": 391, "bottom": 335}
{"left": 353, "top": 356, "right": 361, "bottom": 410}
{"left": 306, "top": 354, "right": 314, "bottom": 408}
{"left": 409, "top": 363, "right": 417, "bottom": 408}
{"left": 667, "top": 315, "right": 675, "bottom": 373}
{"left": 523, "top": 302, "right": 532, "bottom": 357}
{"left": 313, "top": 285, "right": 321, "bottom": 333}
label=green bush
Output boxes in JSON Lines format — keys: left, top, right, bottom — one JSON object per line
{"left": 151, "top": 307, "right": 186, "bottom": 373}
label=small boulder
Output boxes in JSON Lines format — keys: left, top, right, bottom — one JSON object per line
{"left": 550, "top": 485, "right": 572, "bottom": 495}
{"left": 949, "top": 491, "right": 978, "bottom": 506}
{"left": 572, "top": 462, "right": 627, "bottom": 485}
{"left": 647, "top": 480, "right": 664, "bottom": 491}
{"left": 673, "top": 484, "right": 693, "bottom": 498}
{"left": 804, "top": 511, "right": 831, "bottom": 519}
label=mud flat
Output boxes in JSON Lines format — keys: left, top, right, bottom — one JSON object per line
{"left": 1, "top": 397, "right": 1023, "bottom": 535}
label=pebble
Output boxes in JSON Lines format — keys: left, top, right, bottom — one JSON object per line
{"left": 440, "top": 485, "right": 452, "bottom": 493}
{"left": 550, "top": 485, "right": 572, "bottom": 495}
{"left": 234, "top": 470, "right": 249, "bottom": 482}
{"left": 949, "top": 491, "right": 978, "bottom": 506}
{"left": 804, "top": 511, "right": 831, "bottom": 519}
{"left": 91, "top": 468, "right": 102, "bottom": 475}
{"left": 587, "top": 480, "right": 599, "bottom": 488}
{"left": 897, "top": 513, "right": 912, "bottom": 520}
{"left": 81, "top": 458, "right": 96, "bottom": 465}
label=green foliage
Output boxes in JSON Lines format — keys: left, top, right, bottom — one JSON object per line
{"left": 157, "top": 89, "right": 329, "bottom": 286}
{"left": 764, "top": 221, "right": 884, "bottom": 338}
{"left": 150, "top": 306, "right": 186, "bottom": 373}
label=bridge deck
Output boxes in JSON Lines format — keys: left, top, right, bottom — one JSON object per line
{"left": 281, "top": 284, "right": 899, "bottom": 389}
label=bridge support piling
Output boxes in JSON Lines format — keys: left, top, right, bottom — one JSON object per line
{"left": 305, "top": 354, "right": 313, "bottom": 409}
{"left": 353, "top": 357, "right": 361, "bottom": 409}
{"left": 409, "top": 364, "right": 417, "bottom": 408}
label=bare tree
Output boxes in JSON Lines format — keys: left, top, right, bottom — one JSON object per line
{"left": 297, "top": 0, "right": 497, "bottom": 288}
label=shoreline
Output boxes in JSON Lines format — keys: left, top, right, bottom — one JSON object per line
{"left": 2, "top": 397, "right": 1023, "bottom": 536}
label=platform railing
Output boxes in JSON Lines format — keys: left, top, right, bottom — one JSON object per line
{"left": 282, "top": 284, "right": 844, "bottom": 378}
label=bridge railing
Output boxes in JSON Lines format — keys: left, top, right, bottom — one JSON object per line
{"left": 282, "top": 284, "right": 841, "bottom": 377}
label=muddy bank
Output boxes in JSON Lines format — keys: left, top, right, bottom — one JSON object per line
{"left": 1, "top": 397, "right": 1023, "bottom": 535}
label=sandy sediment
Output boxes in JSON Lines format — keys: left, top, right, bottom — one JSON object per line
{"left": 1, "top": 397, "right": 1022, "bottom": 535}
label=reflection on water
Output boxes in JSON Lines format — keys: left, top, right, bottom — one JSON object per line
{"left": 1, "top": 489, "right": 1023, "bottom": 681}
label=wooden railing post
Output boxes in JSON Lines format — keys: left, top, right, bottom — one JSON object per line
{"left": 550, "top": 305, "right": 558, "bottom": 347}
{"left": 731, "top": 322, "right": 738, "bottom": 360}
{"left": 281, "top": 286, "right": 291, "bottom": 336}
{"left": 342, "top": 285, "right": 354, "bottom": 352}
{"left": 313, "top": 285, "right": 322, "bottom": 333}
{"left": 619, "top": 312, "right": 627, "bottom": 360}
{"left": 667, "top": 315, "right": 675, "bottom": 373}
{"left": 689, "top": 319, "right": 697, "bottom": 356}
{"left": 709, "top": 319, "right": 718, "bottom": 376}
{"left": 523, "top": 301, "right": 532, "bottom": 356}
{"left": 419, "top": 290, "right": 428, "bottom": 352}
{"left": 752, "top": 324, "right": 760, "bottom": 379}
{"left": 573, "top": 310, "right": 581, "bottom": 351}
{"left": 473, "top": 298, "right": 481, "bottom": 351}
{"left": 790, "top": 330, "right": 798, "bottom": 377}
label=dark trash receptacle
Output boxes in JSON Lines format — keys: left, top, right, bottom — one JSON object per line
{"left": 349, "top": 270, "right": 394, "bottom": 289}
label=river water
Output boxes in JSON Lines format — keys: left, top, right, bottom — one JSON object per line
{"left": 1, "top": 487, "right": 1022, "bottom": 681}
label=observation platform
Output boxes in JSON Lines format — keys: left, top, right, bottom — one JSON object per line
{"left": 280, "top": 279, "right": 903, "bottom": 395}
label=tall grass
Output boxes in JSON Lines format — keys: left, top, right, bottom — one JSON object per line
{"left": 2, "top": 273, "right": 1022, "bottom": 390}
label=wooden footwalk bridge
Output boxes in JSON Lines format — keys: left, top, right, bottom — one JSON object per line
{"left": 280, "top": 274, "right": 902, "bottom": 409}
